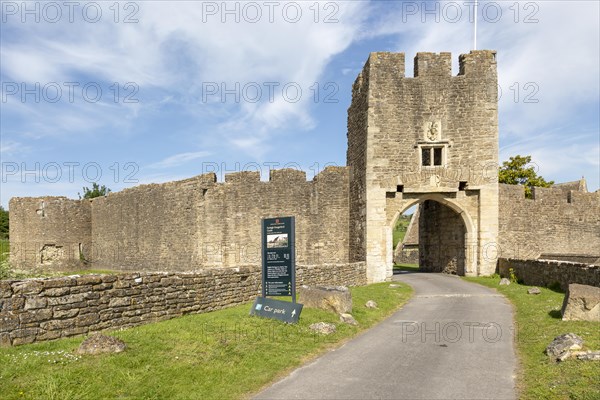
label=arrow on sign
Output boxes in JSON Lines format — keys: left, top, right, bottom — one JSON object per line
{"left": 291, "top": 309, "right": 296, "bottom": 318}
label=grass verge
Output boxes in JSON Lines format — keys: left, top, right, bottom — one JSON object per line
{"left": 393, "top": 263, "right": 419, "bottom": 272}
{"left": 463, "top": 276, "right": 600, "bottom": 400}
{"left": 0, "top": 282, "right": 412, "bottom": 400}
{"left": 0, "top": 239, "right": 8, "bottom": 263}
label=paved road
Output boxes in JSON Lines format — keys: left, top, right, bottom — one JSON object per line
{"left": 255, "top": 272, "right": 517, "bottom": 400}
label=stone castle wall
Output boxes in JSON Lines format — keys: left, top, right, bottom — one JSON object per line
{"left": 1, "top": 262, "right": 366, "bottom": 346}
{"left": 498, "top": 184, "right": 600, "bottom": 260}
{"left": 347, "top": 59, "right": 371, "bottom": 264}
{"left": 10, "top": 167, "right": 351, "bottom": 272}
{"left": 9, "top": 197, "right": 92, "bottom": 271}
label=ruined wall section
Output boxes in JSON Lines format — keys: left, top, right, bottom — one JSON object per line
{"left": 9, "top": 197, "right": 91, "bottom": 271}
{"left": 498, "top": 258, "right": 599, "bottom": 290}
{"left": 498, "top": 184, "right": 600, "bottom": 260}
{"left": 11, "top": 168, "right": 351, "bottom": 273}
{"left": 91, "top": 174, "right": 215, "bottom": 271}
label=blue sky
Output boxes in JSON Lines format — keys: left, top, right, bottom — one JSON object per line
{"left": 1, "top": 1, "right": 599, "bottom": 208}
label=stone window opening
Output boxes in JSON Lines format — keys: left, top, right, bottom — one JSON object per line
{"left": 421, "top": 146, "right": 444, "bottom": 167}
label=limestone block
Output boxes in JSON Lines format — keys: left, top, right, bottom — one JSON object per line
{"left": 77, "top": 334, "right": 126, "bottom": 355}
{"left": 339, "top": 313, "right": 359, "bottom": 326}
{"left": 299, "top": 285, "right": 352, "bottom": 314}
{"left": 309, "top": 322, "right": 336, "bottom": 335}
{"left": 561, "top": 284, "right": 600, "bottom": 322}
{"left": 365, "top": 300, "right": 378, "bottom": 309}
{"left": 545, "top": 333, "right": 584, "bottom": 361}
{"left": 527, "top": 287, "right": 541, "bottom": 295}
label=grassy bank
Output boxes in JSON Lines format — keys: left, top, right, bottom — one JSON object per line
{"left": 0, "top": 282, "right": 412, "bottom": 399}
{"left": 464, "top": 276, "right": 600, "bottom": 400}
{"left": 393, "top": 263, "right": 419, "bottom": 272}
{"left": 392, "top": 214, "right": 411, "bottom": 249}
{"left": 0, "top": 239, "right": 8, "bottom": 263}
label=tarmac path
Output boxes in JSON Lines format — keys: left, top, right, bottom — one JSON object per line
{"left": 255, "top": 272, "right": 517, "bottom": 400}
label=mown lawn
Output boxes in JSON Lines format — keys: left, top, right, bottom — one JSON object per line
{"left": 0, "top": 282, "right": 412, "bottom": 400}
{"left": 464, "top": 276, "right": 600, "bottom": 400}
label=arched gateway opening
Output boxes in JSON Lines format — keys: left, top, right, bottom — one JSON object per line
{"left": 388, "top": 195, "right": 476, "bottom": 278}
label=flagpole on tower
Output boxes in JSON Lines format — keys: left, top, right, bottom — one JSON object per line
{"left": 473, "top": 0, "right": 479, "bottom": 50}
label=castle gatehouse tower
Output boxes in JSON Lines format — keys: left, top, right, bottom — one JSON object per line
{"left": 347, "top": 51, "right": 499, "bottom": 282}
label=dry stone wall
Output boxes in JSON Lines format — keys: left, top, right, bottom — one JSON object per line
{"left": 1, "top": 262, "right": 366, "bottom": 346}
{"left": 498, "top": 258, "right": 599, "bottom": 290}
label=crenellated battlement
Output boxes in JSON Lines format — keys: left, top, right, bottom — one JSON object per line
{"left": 458, "top": 50, "right": 497, "bottom": 76}
{"left": 414, "top": 52, "right": 451, "bottom": 77}
{"left": 269, "top": 168, "right": 306, "bottom": 183}
{"left": 364, "top": 50, "right": 496, "bottom": 79}
{"left": 224, "top": 170, "right": 260, "bottom": 183}
{"left": 499, "top": 183, "right": 600, "bottom": 261}
{"left": 500, "top": 183, "right": 599, "bottom": 204}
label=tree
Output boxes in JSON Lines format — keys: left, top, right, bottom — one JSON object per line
{"left": 79, "top": 183, "right": 111, "bottom": 199}
{"left": 499, "top": 155, "right": 554, "bottom": 198}
{"left": 0, "top": 206, "right": 8, "bottom": 239}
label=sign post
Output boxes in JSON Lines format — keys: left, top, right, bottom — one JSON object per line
{"left": 250, "top": 216, "right": 303, "bottom": 323}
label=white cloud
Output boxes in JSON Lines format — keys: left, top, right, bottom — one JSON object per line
{"left": 0, "top": 140, "right": 28, "bottom": 155}
{"left": 147, "top": 151, "right": 211, "bottom": 169}
{"left": 1, "top": 1, "right": 369, "bottom": 166}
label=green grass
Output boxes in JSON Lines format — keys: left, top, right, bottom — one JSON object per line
{"left": 392, "top": 230, "right": 406, "bottom": 250}
{"left": 0, "top": 282, "right": 412, "bottom": 400}
{"left": 392, "top": 214, "right": 411, "bottom": 249}
{"left": 0, "top": 239, "right": 8, "bottom": 263}
{"left": 463, "top": 276, "right": 600, "bottom": 400}
{"left": 393, "top": 263, "right": 419, "bottom": 272}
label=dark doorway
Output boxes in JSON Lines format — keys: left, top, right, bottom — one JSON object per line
{"left": 418, "top": 200, "right": 466, "bottom": 275}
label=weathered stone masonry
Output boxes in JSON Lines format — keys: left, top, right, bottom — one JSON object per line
{"left": 10, "top": 167, "right": 352, "bottom": 272}
{"left": 348, "top": 51, "right": 499, "bottom": 281}
{"left": 498, "top": 184, "right": 600, "bottom": 260}
{"left": 9, "top": 197, "right": 91, "bottom": 271}
{"left": 498, "top": 259, "right": 599, "bottom": 290}
{"left": 0, "top": 263, "right": 366, "bottom": 346}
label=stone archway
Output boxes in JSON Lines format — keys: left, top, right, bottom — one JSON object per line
{"left": 386, "top": 194, "right": 478, "bottom": 279}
